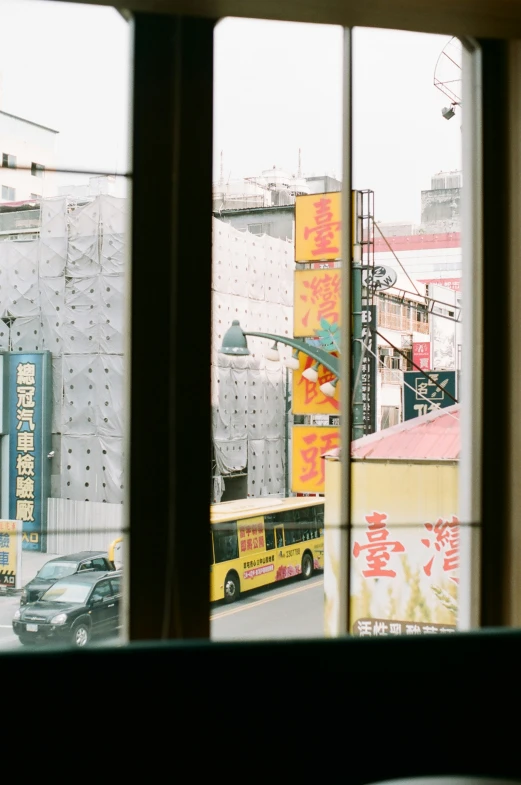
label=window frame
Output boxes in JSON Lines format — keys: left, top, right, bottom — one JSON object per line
{"left": 7, "top": 0, "right": 516, "bottom": 642}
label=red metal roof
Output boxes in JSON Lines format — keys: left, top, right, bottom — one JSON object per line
{"left": 349, "top": 404, "right": 460, "bottom": 461}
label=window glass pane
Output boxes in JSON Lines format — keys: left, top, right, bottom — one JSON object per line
{"left": 346, "top": 29, "right": 464, "bottom": 639}
{"left": 0, "top": 0, "right": 130, "bottom": 177}
{"left": 0, "top": 0, "right": 131, "bottom": 652}
{"left": 211, "top": 18, "right": 341, "bottom": 639}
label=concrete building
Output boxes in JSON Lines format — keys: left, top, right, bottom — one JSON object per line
{"left": 213, "top": 166, "right": 341, "bottom": 243}
{"left": 0, "top": 110, "right": 58, "bottom": 203}
{"left": 421, "top": 170, "right": 462, "bottom": 234}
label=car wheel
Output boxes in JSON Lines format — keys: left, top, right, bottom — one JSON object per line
{"left": 72, "top": 622, "right": 90, "bottom": 648}
{"left": 18, "top": 634, "right": 34, "bottom": 646}
{"left": 224, "top": 571, "right": 240, "bottom": 603}
{"left": 301, "top": 552, "right": 313, "bottom": 580}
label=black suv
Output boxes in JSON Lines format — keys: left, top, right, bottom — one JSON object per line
{"left": 13, "top": 571, "right": 122, "bottom": 648}
{"left": 20, "top": 551, "right": 115, "bottom": 605}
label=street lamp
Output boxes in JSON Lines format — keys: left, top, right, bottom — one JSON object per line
{"left": 219, "top": 319, "right": 341, "bottom": 498}
{"left": 219, "top": 320, "right": 340, "bottom": 377}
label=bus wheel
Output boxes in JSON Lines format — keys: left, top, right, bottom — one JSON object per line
{"left": 301, "top": 552, "right": 313, "bottom": 580}
{"left": 224, "top": 571, "right": 240, "bottom": 603}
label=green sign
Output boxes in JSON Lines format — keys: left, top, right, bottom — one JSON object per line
{"left": 403, "top": 371, "right": 456, "bottom": 421}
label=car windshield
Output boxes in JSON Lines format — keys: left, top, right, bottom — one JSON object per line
{"left": 37, "top": 562, "right": 77, "bottom": 581}
{"left": 40, "top": 583, "right": 91, "bottom": 604}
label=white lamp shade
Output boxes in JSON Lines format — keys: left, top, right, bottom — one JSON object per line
{"left": 284, "top": 357, "right": 300, "bottom": 371}
{"left": 320, "top": 381, "right": 337, "bottom": 397}
{"left": 302, "top": 367, "right": 318, "bottom": 382}
{"left": 264, "top": 348, "right": 280, "bottom": 362}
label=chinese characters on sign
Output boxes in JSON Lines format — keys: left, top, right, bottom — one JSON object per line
{"left": 238, "top": 517, "right": 265, "bottom": 555}
{"left": 15, "top": 363, "right": 36, "bottom": 537}
{"left": 295, "top": 192, "right": 341, "bottom": 262}
{"left": 418, "top": 277, "right": 461, "bottom": 292}
{"left": 360, "top": 304, "right": 377, "bottom": 434}
{"left": 421, "top": 515, "right": 459, "bottom": 584}
{"left": 352, "top": 618, "right": 456, "bottom": 636}
{"left": 291, "top": 426, "right": 340, "bottom": 493}
{"left": 293, "top": 268, "right": 341, "bottom": 337}
{"left": 292, "top": 353, "right": 340, "bottom": 415}
{"left": 403, "top": 370, "right": 456, "bottom": 421}
{"left": 412, "top": 342, "right": 430, "bottom": 371}
{"left": 0, "top": 520, "right": 22, "bottom": 589}
{"left": 9, "top": 353, "right": 51, "bottom": 552}
{"left": 352, "top": 511, "right": 406, "bottom": 578}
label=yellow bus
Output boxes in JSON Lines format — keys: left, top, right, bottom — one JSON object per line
{"left": 210, "top": 496, "right": 324, "bottom": 603}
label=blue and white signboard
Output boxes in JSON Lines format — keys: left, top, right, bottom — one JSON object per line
{"left": 8, "top": 352, "right": 52, "bottom": 551}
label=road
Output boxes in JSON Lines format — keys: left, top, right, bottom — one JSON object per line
{"left": 0, "top": 575, "right": 324, "bottom": 650}
{"left": 211, "top": 575, "right": 324, "bottom": 640}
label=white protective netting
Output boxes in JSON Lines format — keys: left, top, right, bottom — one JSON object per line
{"left": 0, "top": 194, "right": 126, "bottom": 504}
{"left": 0, "top": 202, "right": 290, "bottom": 505}
{"left": 212, "top": 219, "right": 293, "bottom": 496}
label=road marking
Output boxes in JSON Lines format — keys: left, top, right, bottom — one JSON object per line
{"left": 211, "top": 578, "right": 323, "bottom": 620}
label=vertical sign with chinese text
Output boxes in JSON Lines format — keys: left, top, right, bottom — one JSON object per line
{"left": 292, "top": 352, "right": 340, "bottom": 415}
{"left": 360, "top": 304, "right": 377, "bottom": 434}
{"left": 9, "top": 352, "right": 52, "bottom": 552}
{"left": 294, "top": 268, "right": 341, "bottom": 338}
{"left": 0, "top": 519, "right": 22, "bottom": 589}
{"left": 291, "top": 426, "right": 340, "bottom": 493}
{"left": 295, "top": 192, "right": 341, "bottom": 263}
{"left": 412, "top": 341, "right": 430, "bottom": 371}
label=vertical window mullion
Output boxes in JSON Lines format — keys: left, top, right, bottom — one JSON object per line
{"left": 128, "top": 13, "right": 214, "bottom": 641}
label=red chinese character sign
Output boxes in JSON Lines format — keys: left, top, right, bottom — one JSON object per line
{"left": 292, "top": 352, "right": 340, "bottom": 415}
{"left": 412, "top": 341, "right": 430, "bottom": 371}
{"left": 349, "top": 461, "right": 460, "bottom": 631}
{"left": 237, "top": 516, "right": 265, "bottom": 555}
{"left": 292, "top": 426, "right": 339, "bottom": 493}
{"left": 295, "top": 192, "right": 341, "bottom": 263}
{"left": 294, "top": 268, "right": 341, "bottom": 338}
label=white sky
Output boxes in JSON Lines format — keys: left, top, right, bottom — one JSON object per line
{"left": 0, "top": 4, "right": 461, "bottom": 224}
{"left": 214, "top": 19, "right": 462, "bottom": 224}
{"left": 0, "top": 0, "right": 131, "bottom": 186}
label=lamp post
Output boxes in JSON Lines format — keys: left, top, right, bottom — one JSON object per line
{"left": 219, "top": 319, "right": 341, "bottom": 499}
{"left": 220, "top": 320, "right": 340, "bottom": 377}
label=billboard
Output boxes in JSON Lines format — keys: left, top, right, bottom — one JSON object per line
{"left": 292, "top": 352, "right": 340, "bottom": 415}
{"left": 295, "top": 192, "right": 341, "bottom": 263}
{"left": 0, "top": 520, "right": 22, "bottom": 590}
{"left": 8, "top": 352, "right": 52, "bottom": 552}
{"left": 412, "top": 341, "right": 430, "bottom": 371}
{"left": 350, "top": 461, "right": 459, "bottom": 633}
{"left": 293, "top": 268, "right": 341, "bottom": 338}
{"left": 291, "top": 425, "right": 340, "bottom": 493}
{"left": 403, "top": 370, "right": 456, "bottom": 420}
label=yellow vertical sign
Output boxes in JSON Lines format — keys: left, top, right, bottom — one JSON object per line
{"left": 291, "top": 426, "right": 340, "bottom": 493}
{"left": 295, "top": 192, "right": 341, "bottom": 263}
{"left": 293, "top": 267, "right": 342, "bottom": 337}
{"left": 294, "top": 190, "right": 358, "bottom": 263}
{"left": 292, "top": 351, "right": 340, "bottom": 415}
{"left": 0, "top": 519, "right": 22, "bottom": 590}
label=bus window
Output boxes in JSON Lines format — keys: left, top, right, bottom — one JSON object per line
{"left": 213, "top": 522, "right": 239, "bottom": 563}
{"left": 284, "top": 518, "right": 303, "bottom": 546}
{"left": 276, "top": 526, "right": 284, "bottom": 548}
{"left": 265, "top": 523, "right": 275, "bottom": 551}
